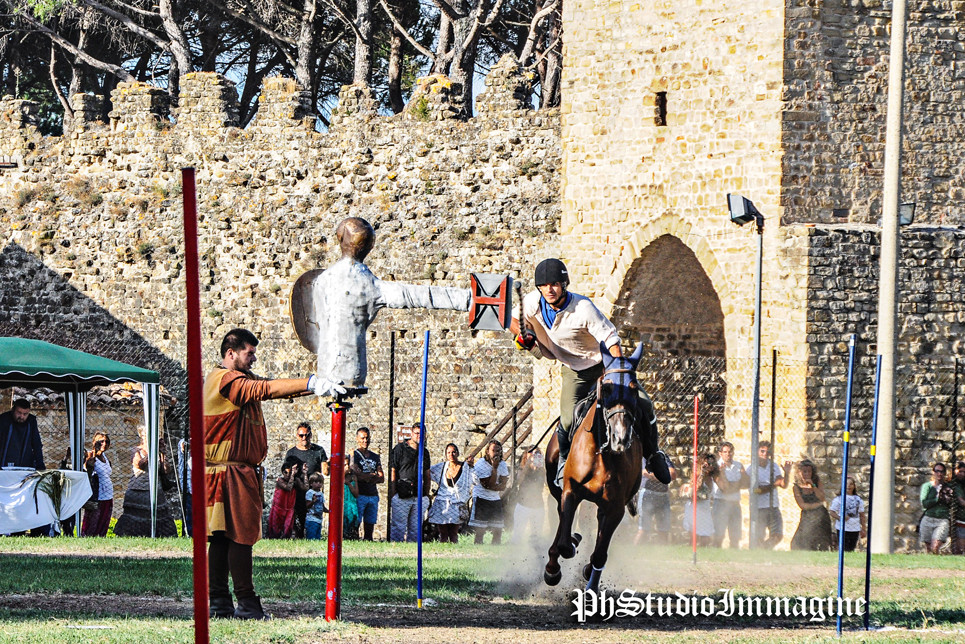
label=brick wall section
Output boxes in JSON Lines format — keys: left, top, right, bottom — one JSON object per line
{"left": 561, "top": 0, "right": 965, "bottom": 548}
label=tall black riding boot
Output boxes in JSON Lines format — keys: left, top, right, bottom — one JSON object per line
{"left": 637, "top": 390, "right": 672, "bottom": 485}
{"left": 554, "top": 426, "right": 572, "bottom": 489}
{"left": 234, "top": 595, "right": 270, "bottom": 620}
{"left": 228, "top": 540, "right": 268, "bottom": 619}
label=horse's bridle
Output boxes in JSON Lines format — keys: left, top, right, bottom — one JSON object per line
{"left": 595, "top": 367, "right": 637, "bottom": 452}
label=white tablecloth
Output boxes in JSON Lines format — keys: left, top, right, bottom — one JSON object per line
{"left": 0, "top": 469, "right": 92, "bottom": 534}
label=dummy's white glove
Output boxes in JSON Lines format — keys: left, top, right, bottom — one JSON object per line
{"left": 308, "top": 374, "right": 347, "bottom": 398}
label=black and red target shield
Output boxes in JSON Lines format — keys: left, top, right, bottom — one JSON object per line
{"left": 469, "top": 274, "right": 513, "bottom": 331}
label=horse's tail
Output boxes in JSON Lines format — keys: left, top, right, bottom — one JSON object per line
{"left": 626, "top": 497, "right": 638, "bottom": 517}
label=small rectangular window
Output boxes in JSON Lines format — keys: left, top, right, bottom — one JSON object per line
{"left": 655, "top": 92, "right": 668, "bottom": 127}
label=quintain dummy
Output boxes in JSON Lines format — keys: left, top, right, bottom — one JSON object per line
{"left": 291, "top": 217, "right": 471, "bottom": 396}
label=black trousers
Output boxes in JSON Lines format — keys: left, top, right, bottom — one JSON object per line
{"left": 208, "top": 531, "right": 256, "bottom": 601}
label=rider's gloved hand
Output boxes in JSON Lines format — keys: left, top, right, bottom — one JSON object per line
{"left": 514, "top": 330, "right": 536, "bottom": 351}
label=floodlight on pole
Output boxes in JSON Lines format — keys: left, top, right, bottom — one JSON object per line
{"left": 726, "top": 193, "right": 765, "bottom": 546}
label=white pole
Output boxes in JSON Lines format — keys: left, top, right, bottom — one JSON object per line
{"left": 872, "top": 0, "right": 908, "bottom": 555}
{"left": 749, "top": 220, "right": 763, "bottom": 546}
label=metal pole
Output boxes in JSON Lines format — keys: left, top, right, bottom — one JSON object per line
{"left": 511, "top": 404, "right": 519, "bottom": 488}
{"left": 416, "top": 331, "right": 430, "bottom": 608}
{"left": 325, "top": 400, "right": 349, "bottom": 621}
{"left": 872, "top": 0, "right": 908, "bottom": 556}
{"left": 386, "top": 332, "right": 395, "bottom": 541}
{"left": 864, "top": 355, "right": 883, "bottom": 630}
{"left": 770, "top": 349, "right": 777, "bottom": 468}
{"left": 954, "top": 357, "right": 960, "bottom": 465}
{"left": 692, "top": 395, "right": 698, "bottom": 565}
{"left": 749, "top": 219, "right": 764, "bottom": 546}
{"left": 181, "top": 167, "right": 209, "bottom": 644}
{"left": 837, "top": 334, "right": 857, "bottom": 636}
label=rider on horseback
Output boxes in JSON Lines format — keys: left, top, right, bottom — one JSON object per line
{"left": 511, "top": 258, "right": 673, "bottom": 488}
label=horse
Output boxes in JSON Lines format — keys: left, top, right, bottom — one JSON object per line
{"left": 543, "top": 340, "right": 646, "bottom": 592}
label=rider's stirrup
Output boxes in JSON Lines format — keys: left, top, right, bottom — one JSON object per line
{"left": 554, "top": 459, "right": 565, "bottom": 489}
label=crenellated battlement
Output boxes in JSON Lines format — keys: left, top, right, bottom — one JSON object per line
{"left": 1, "top": 54, "right": 537, "bottom": 147}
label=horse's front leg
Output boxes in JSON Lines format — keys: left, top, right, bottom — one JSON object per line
{"left": 583, "top": 503, "right": 625, "bottom": 592}
{"left": 544, "top": 489, "right": 571, "bottom": 585}
{"left": 544, "top": 486, "right": 580, "bottom": 586}
{"left": 555, "top": 486, "right": 580, "bottom": 559}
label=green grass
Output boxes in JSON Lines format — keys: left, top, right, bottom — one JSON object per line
{"left": 0, "top": 538, "right": 495, "bottom": 604}
{"left": 0, "top": 615, "right": 355, "bottom": 644}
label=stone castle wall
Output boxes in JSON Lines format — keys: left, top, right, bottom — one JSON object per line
{"left": 782, "top": 0, "right": 965, "bottom": 225}
{"left": 0, "top": 60, "right": 561, "bottom": 527}
{"left": 561, "top": 0, "right": 965, "bottom": 550}
{"left": 805, "top": 225, "right": 965, "bottom": 550}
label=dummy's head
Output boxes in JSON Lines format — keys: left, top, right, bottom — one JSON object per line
{"left": 336, "top": 217, "right": 375, "bottom": 261}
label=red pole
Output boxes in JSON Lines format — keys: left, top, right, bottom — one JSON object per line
{"left": 182, "top": 167, "right": 209, "bottom": 644}
{"left": 325, "top": 401, "right": 348, "bottom": 621}
{"left": 691, "top": 395, "right": 698, "bottom": 563}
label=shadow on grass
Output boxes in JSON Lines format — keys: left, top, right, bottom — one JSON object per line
{"left": 0, "top": 552, "right": 492, "bottom": 605}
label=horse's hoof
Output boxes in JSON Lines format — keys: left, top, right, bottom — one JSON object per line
{"left": 559, "top": 542, "right": 576, "bottom": 559}
{"left": 544, "top": 568, "right": 562, "bottom": 586}
{"left": 582, "top": 563, "right": 592, "bottom": 581}
{"left": 572, "top": 533, "right": 583, "bottom": 547}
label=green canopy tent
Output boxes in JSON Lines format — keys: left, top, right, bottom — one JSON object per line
{"left": 0, "top": 337, "right": 163, "bottom": 536}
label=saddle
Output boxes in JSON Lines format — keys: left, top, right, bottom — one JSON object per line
{"left": 570, "top": 391, "right": 598, "bottom": 441}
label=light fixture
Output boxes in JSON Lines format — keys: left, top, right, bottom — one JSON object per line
{"left": 727, "top": 193, "right": 764, "bottom": 228}
{"left": 899, "top": 202, "right": 916, "bottom": 226}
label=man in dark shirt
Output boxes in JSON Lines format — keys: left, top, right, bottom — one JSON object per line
{"left": 0, "top": 399, "right": 45, "bottom": 470}
{"left": 350, "top": 427, "right": 384, "bottom": 541}
{"left": 389, "top": 424, "right": 429, "bottom": 542}
{"left": 284, "top": 422, "right": 329, "bottom": 538}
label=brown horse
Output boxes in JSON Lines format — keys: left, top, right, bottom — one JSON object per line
{"left": 543, "top": 341, "right": 646, "bottom": 591}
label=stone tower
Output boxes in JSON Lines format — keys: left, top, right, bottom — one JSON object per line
{"left": 561, "top": 0, "right": 965, "bottom": 549}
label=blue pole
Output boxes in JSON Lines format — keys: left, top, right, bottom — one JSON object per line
{"left": 837, "top": 334, "right": 857, "bottom": 635}
{"left": 863, "top": 355, "right": 882, "bottom": 630}
{"left": 416, "top": 330, "right": 430, "bottom": 608}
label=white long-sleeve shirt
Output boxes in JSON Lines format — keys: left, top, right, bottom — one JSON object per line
{"left": 522, "top": 290, "right": 620, "bottom": 372}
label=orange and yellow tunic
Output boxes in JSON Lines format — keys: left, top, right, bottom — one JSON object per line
{"left": 203, "top": 368, "right": 305, "bottom": 545}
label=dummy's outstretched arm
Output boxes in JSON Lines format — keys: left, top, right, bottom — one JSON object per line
{"left": 378, "top": 281, "right": 471, "bottom": 311}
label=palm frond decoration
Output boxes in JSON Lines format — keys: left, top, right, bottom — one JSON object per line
{"left": 21, "top": 470, "right": 70, "bottom": 530}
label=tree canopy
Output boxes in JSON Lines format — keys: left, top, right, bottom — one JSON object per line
{"left": 1, "top": 0, "right": 562, "bottom": 133}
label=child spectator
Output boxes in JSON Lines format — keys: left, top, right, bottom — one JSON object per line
{"left": 267, "top": 457, "right": 305, "bottom": 539}
{"left": 829, "top": 475, "right": 867, "bottom": 551}
{"left": 305, "top": 472, "right": 328, "bottom": 541}
{"left": 342, "top": 456, "right": 361, "bottom": 540}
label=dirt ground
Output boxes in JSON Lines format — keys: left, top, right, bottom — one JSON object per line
{"left": 0, "top": 592, "right": 852, "bottom": 643}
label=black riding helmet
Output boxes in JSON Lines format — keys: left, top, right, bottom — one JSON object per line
{"left": 535, "top": 258, "right": 569, "bottom": 287}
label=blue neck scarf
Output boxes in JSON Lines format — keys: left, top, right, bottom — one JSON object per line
{"left": 540, "top": 292, "right": 570, "bottom": 329}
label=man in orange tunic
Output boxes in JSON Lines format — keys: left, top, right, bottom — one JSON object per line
{"left": 204, "top": 328, "right": 313, "bottom": 619}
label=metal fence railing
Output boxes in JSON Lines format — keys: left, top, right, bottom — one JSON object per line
{"left": 5, "top": 322, "right": 962, "bottom": 549}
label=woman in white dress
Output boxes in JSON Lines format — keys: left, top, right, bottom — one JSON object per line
{"left": 468, "top": 440, "right": 509, "bottom": 545}
{"left": 427, "top": 443, "right": 472, "bottom": 543}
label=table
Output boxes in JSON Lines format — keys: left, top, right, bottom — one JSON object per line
{"left": 0, "top": 469, "right": 92, "bottom": 534}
